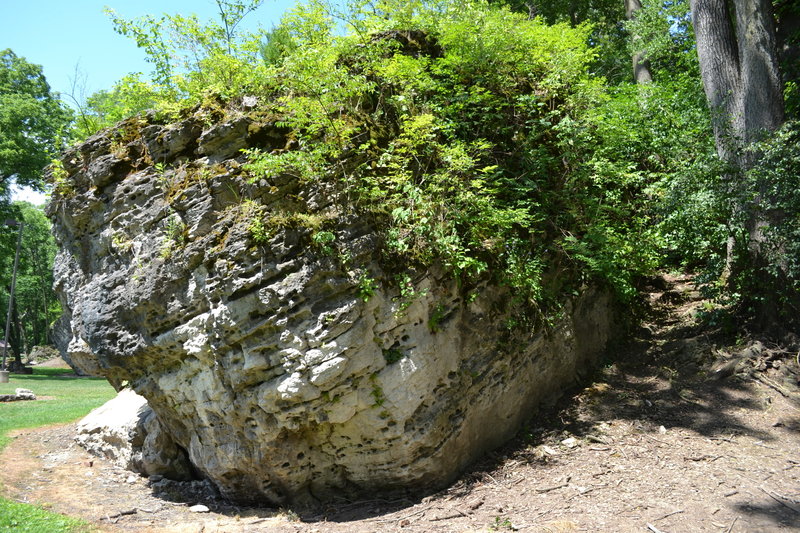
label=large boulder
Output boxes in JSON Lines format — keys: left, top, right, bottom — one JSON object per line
{"left": 48, "top": 108, "right": 617, "bottom": 506}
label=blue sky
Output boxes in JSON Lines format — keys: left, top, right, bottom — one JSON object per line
{"left": 1, "top": 0, "right": 297, "bottom": 100}
{"left": 2, "top": 0, "right": 297, "bottom": 203}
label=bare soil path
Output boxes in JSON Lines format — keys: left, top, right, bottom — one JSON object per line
{"left": 2, "top": 274, "right": 799, "bottom": 532}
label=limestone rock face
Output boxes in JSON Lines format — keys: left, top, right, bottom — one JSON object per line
{"left": 75, "top": 389, "right": 193, "bottom": 479}
{"left": 51, "top": 314, "right": 87, "bottom": 375}
{"left": 48, "top": 108, "right": 617, "bottom": 505}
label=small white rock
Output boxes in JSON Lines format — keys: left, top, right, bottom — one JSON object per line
{"left": 561, "top": 437, "right": 579, "bottom": 448}
{"left": 14, "top": 388, "right": 36, "bottom": 400}
{"left": 189, "top": 504, "right": 210, "bottom": 513}
{"left": 126, "top": 475, "right": 138, "bottom": 484}
{"left": 658, "top": 425, "right": 667, "bottom": 434}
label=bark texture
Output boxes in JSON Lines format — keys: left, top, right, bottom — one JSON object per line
{"left": 625, "top": 0, "right": 653, "bottom": 84}
{"left": 691, "top": 0, "right": 784, "bottom": 160}
{"left": 691, "top": 0, "right": 787, "bottom": 326}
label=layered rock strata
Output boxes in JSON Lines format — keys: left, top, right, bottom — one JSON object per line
{"left": 48, "top": 106, "right": 616, "bottom": 505}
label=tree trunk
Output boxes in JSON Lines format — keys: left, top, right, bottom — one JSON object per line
{"left": 19, "top": 309, "right": 29, "bottom": 359}
{"left": 10, "top": 297, "right": 22, "bottom": 369}
{"left": 691, "top": 0, "right": 783, "bottom": 159}
{"left": 691, "top": 0, "right": 785, "bottom": 326}
{"left": 625, "top": 0, "right": 653, "bottom": 83}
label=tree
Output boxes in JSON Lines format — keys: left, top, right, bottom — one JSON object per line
{"left": 497, "top": 0, "right": 631, "bottom": 81}
{"left": 690, "top": 0, "right": 784, "bottom": 163}
{"left": 68, "top": 1, "right": 268, "bottom": 141}
{"left": 775, "top": 0, "right": 800, "bottom": 119}
{"left": 0, "top": 202, "right": 60, "bottom": 365}
{"left": 0, "top": 50, "right": 72, "bottom": 197}
{"left": 105, "top": 0, "right": 266, "bottom": 99}
{"left": 624, "top": 0, "right": 653, "bottom": 83}
{"left": 690, "top": 0, "right": 794, "bottom": 326}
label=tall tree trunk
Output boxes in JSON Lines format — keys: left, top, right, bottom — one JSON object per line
{"left": 691, "top": 0, "right": 785, "bottom": 325}
{"left": 625, "top": 0, "right": 653, "bottom": 83}
{"left": 9, "top": 297, "right": 22, "bottom": 369}
{"left": 19, "top": 309, "right": 29, "bottom": 359}
{"left": 691, "top": 0, "right": 783, "bottom": 159}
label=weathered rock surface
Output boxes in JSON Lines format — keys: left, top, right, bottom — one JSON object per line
{"left": 48, "top": 106, "right": 617, "bottom": 505}
{"left": 51, "top": 315, "right": 87, "bottom": 375}
{"left": 75, "top": 388, "right": 193, "bottom": 479}
{"left": 0, "top": 388, "right": 36, "bottom": 402}
{"left": 26, "top": 345, "right": 59, "bottom": 364}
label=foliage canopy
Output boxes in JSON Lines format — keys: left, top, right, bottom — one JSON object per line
{"left": 63, "top": 0, "right": 800, "bottom": 330}
{"left": 0, "top": 49, "right": 72, "bottom": 196}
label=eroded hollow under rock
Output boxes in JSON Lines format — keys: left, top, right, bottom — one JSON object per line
{"left": 49, "top": 105, "right": 618, "bottom": 506}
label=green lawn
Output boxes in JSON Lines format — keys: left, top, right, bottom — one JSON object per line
{"left": 0, "top": 367, "right": 116, "bottom": 532}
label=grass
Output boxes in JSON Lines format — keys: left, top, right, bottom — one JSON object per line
{"left": 0, "top": 500, "right": 89, "bottom": 532}
{"left": 0, "top": 367, "right": 116, "bottom": 532}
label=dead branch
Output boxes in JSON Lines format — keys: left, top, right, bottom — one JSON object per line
{"left": 103, "top": 508, "right": 137, "bottom": 520}
{"left": 761, "top": 487, "right": 800, "bottom": 513}
{"left": 683, "top": 454, "right": 722, "bottom": 462}
{"left": 654, "top": 509, "right": 684, "bottom": 521}
{"left": 534, "top": 481, "right": 569, "bottom": 493}
{"left": 752, "top": 373, "right": 799, "bottom": 401}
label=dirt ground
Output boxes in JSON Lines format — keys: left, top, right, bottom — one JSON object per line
{"left": 2, "top": 274, "right": 799, "bottom": 532}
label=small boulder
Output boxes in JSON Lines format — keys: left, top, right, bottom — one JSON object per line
{"left": 75, "top": 389, "right": 192, "bottom": 480}
{"left": 14, "top": 388, "right": 36, "bottom": 400}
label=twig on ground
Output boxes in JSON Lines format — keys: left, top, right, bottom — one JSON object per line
{"left": 644, "top": 434, "right": 670, "bottom": 446}
{"left": 683, "top": 455, "right": 722, "bottom": 462}
{"left": 429, "top": 510, "right": 469, "bottom": 522}
{"left": 752, "top": 373, "right": 796, "bottom": 399}
{"left": 752, "top": 440, "right": 778, "bottom": 450}
{"left": 103, "top": 509, "right": 137, "bottom": 521}
{"left": 646, "top": 522, "right": 666, "bottom": 533}
{"left": 566, "top": 484, "right": 607, "bottom": 501}
{"left": 535, "top": 477, "right": 570, "bottom": 493}
{"left": 725, "top": 515, "right": 739, "bottom": 533}
{"left": 654, "top": 509, "right": 684, "bottom": 521}
{"left": 708, "top": 435, "right": 735, "bottom": 443}
{"left": 761, "top": 487, "right": 800, "bottom": 513}
{"left": 371, "top": 506, "right": 428, "bottom": 523}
